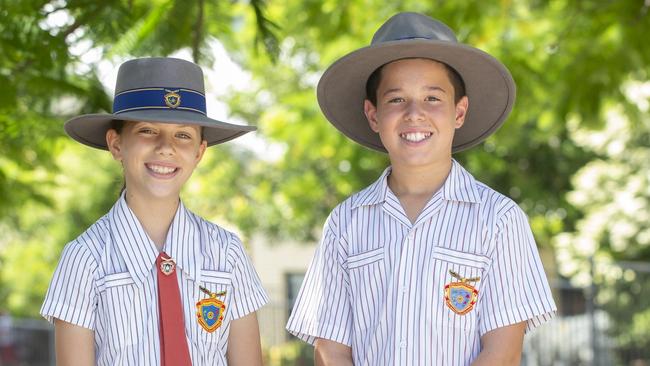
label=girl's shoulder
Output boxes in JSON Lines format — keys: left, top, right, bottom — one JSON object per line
{"left": 187, "top": 210, "right": 246, "bottom": 252}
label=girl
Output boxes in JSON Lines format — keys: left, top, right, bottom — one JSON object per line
{"left": 41, "top": 57, "right": 268, "bottom": 366}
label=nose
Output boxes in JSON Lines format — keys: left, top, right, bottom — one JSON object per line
{"left": 154, "top": 132, "right": 175, "bottom": 156}
{"left": 404, "top": 100, "right": 425, "bottom": 122}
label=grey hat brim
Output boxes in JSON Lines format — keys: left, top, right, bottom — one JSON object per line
{"left": 317, "top": 39, "right": 516, "bottom": 153}
{"left": 65, "top": 109, "right": 255, "bottom": 150}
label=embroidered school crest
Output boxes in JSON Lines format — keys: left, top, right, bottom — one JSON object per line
{"left": 444, "top": 270, "right": 480, "bottom": 315}
{"left": 196, "top": 286, "right": 226, "bottom": 333}
{"left": 164, "top": 89, "right": 181, "bottom": 108}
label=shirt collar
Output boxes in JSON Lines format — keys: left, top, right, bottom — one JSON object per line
{"left": 352, "top": 159, "right": 480, "bottom": 209}
{"left": 108, "top": 192, "right": 201, "bottom": 285}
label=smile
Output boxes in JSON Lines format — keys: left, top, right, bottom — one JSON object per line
{"left": 400, "top": 132, "right": 432, "bottom": 142}
{"left": 146, "top": 163, "right": 179, "bottom": 176}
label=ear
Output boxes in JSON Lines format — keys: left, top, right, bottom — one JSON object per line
{"left": 106, "top": 129, "right": 123, "bottom": 161}
{"left": 454, "top": 96, "right": 469, "bottom": 129}
{"left": 194, "top": 140, "right": 208, "bottom": 164}
{"left": 364, "top": 99, "right": 380, "bottom": 133}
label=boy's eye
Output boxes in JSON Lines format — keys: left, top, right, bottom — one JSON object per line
{"left": 388, "top": 97, "right": 405, "bottom": 103}
{"left": 176, "top": 132, "right": 192, "bottom": 139}
{"left": 425, "top": 96, "right": 440, "bottom": 102}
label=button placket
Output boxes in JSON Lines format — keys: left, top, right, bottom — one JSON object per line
{"left": 395, "top": 229, "right": 415, "bottom": 363}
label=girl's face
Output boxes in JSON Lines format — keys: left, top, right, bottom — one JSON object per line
{"left": 106, "top": 121, "right": 207, "bottom": 202}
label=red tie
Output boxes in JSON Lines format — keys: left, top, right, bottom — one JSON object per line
{"left": 157, "top": 252, "right": 192, "bottom": 366}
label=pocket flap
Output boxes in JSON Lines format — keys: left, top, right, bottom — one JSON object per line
{"left": 98, "top": 271, "right": 135, "bottom": 292}
{"left": 201, "top": 270, "right": 233, "bottom": 285}
{"left": 431, "top": 247, "right": 490, "bottom": 269}
{"left": 346, "top": 247, "right": 385, "bottom": 269}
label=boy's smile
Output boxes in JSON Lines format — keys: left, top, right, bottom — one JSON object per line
{"left": 364, "top": 58, "right": 468, "bottom": 168}
{"left": 107, "top": 121, "right": 207, "bottom": 202}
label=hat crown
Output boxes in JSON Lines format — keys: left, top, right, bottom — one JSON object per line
{"left": 371, "top": 12, "right": 458, "bottom": 45}
{"left": 115, "top": 57, "right": 205, "bottom": 94}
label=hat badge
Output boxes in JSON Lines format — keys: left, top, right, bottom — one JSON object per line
{"left": 164, "top": 89, "right": 181, "bottom": 108}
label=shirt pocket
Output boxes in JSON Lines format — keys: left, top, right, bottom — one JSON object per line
{"left": 428, "top": 246, "right": 490, "bottom": 332}
{"left": 346, "top": 247, "right": 387, "bottom": 333}
{"left": 188, "top": 270, "right": 233, "bottom": 346}
{"left": 97, "top": 272, "right": 145, "bottom": 349}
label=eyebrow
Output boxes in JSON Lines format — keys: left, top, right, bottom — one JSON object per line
{"left": 382, "top": 85, "right": 448, "bottom": 97}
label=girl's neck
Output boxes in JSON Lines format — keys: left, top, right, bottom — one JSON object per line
{"left": 124, "top": 190, "right": 179, "bottom": 251}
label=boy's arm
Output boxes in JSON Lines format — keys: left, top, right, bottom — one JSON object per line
{"left": 226, "top": 311, "right": 263, "bottom": 366}
{"left": 54, "top": 318, "right": 95, "bottom": 366}
{"left": 315, "top": 338, "right": 353, "bottom": 366}
{"left": 471, "top": 321, "right": 526, "bottom": 366}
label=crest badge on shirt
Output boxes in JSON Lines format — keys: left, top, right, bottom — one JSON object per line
{"left": 196, "top": 286, "right": 226, "bottom": 333}
{"left": 444, "top": 270, "right": 480, "bottom": 315}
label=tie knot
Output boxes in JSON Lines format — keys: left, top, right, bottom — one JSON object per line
{"left": 158, "top": 252, "right": 176, "bottom": 276}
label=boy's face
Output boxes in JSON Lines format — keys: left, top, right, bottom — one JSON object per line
{"left": 106, "top": 121, "right": 207, "bottom": 201}
{"left": 364, "top": 58, "right": 468, "bottom": 169}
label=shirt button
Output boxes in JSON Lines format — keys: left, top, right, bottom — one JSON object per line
{"left": 400, "top": 340, "right": 407, "bottom": 348}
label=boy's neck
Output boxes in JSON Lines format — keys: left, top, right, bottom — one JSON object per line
{"left": 387, "top": 158, "right": 453, "bottom": 224}
{"left": 124, "top": 191, "right": 180, "bottom": 251}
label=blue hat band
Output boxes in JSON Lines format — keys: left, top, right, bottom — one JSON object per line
{"left": 113, "top": 87, "right": 207, "bottom": 115}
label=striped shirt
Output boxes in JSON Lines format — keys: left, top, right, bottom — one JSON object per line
{"left": 41, "top": 193, "right": 268, "bottom": 366}
{"left": 286, "top": 160, "right": 556, "bottom": 365}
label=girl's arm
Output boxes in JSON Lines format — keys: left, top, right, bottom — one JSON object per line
{"left": 226, "top": 311, "right": 263, "bottom": 366}
{"left": 54, "top": 318, "right": 95, "bottom": 366}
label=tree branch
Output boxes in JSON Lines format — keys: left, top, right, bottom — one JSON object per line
{"left": 192, "top": 0, "right": 205, "bottom": 63}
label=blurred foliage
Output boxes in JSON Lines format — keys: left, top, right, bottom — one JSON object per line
{"left": 263, "top": 340, "right": 314, "bottom": 366}
{"left": 554, "top": 79, "right": 650, "bottom": 359}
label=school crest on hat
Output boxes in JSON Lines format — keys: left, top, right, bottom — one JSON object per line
{"left": 164, "top": 89, "right": 181, "bottom": 108}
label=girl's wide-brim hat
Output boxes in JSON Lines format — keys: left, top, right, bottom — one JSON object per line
{"left": 65, "top": 57, "right": 255, "bottom": 150}
{"left": 317, "top": 12, "right": 516, "bottom": 153}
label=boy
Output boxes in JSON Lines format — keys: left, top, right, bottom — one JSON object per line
{"left": 286, "top": 12, "right": 556, "bottom": 366}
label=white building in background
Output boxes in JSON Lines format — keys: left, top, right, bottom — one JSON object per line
{"left": 248, "top": 235, "right": 317, "bottom": 346}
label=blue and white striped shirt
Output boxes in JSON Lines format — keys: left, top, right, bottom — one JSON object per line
{"left": 41, "top": 193, "right": 268, "bottom": 365}
{"left": 287, "top": 160, "right": 556, "bottom": 365}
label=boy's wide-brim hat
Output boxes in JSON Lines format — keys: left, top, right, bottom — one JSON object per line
{"left": 317, "top": 12, "right": 516, "bottom": 153}
{"left": 65, "top": 57, "right": 255, "bottom": 150}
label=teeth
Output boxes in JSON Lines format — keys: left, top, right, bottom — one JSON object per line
{"left": 401, "top": 132, "right": 431, "bottom": 142}
{"left": 148, "top": 164, "right": 176, "bottom": 174}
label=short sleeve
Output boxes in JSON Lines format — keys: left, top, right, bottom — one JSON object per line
{"left": 478, "top": 205, "right": 557, "bottom": 335}
{"left": 286, "top": 213, "right": 353, "bottom": 346}
{"left": 40, "top": 242, "right": 98, "bottom": 330}
{"left": 229, "top": 236, "right": 269, "bottom": 319}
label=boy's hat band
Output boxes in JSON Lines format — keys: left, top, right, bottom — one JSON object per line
{"left": 65, "top": 57, "right": 255, "bottom": 150}
{"left": 317, "top": 12, "right": 516, "bottom": 153}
